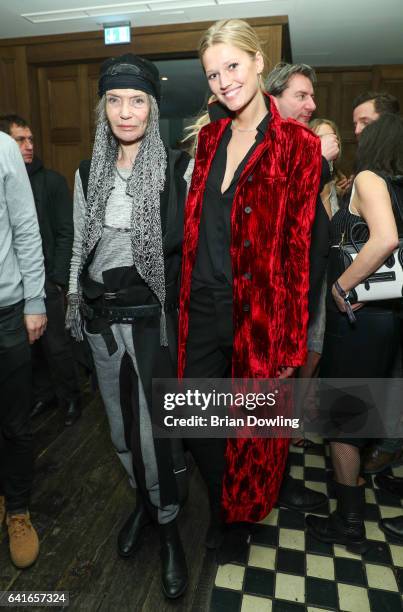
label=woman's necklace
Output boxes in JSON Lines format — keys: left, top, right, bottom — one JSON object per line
{"left": 115, "top": 165, "right": 129, "bottom": 182}
{"left": 231, "top": 121, "right": 258, "bottom": 133}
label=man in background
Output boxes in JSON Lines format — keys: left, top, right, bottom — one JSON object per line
{"left": 0, "top": 130, "right": 46, "bottom": 568}
{"left": 267, "top": 62, "right": 339, "bottom": 320}
{"left": 353, "top": 91, "right": 400, "bottom": 139}
{"left": 0, "top": 114, "right": 81, "bottom": 426}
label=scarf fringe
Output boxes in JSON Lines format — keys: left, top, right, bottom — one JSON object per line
{"left": 160, "top": 309, "right": 168, "bottom": 347}
{"left": 65, "top": 294, "right": 84, "bottom": 341}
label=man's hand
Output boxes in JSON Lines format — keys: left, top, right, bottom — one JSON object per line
{"left": 336, "top": 174, "right": 354, "bottom": 192}
{"left": 24, "top": 314, "right": 47, "bottom": 344}
{"left": 320, "top": 133, "right": 339, "bottom": 162}
{"left": 276, "top": 366, "right": 296, "bottom": 379}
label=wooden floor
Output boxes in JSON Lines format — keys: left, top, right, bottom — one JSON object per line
{"left": 0, "top": 381, "right": 216, "bottom": 611}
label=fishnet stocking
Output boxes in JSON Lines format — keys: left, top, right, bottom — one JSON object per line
{"left": 330, "top": 441, "right": 360, "bottom": 486}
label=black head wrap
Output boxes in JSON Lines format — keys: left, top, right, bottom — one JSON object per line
{"left": 98, "top": 53, "right": 161, "bottom": 105}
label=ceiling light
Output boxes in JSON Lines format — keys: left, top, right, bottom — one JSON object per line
{"left": 150, "top": 0, "right": 215, "bottom": 9}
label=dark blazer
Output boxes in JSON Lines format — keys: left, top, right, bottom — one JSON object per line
{"left": 27, "top": 157, "right": 73, "bottom": 287}
{"left": 308, "top": 157, "right": 331, "bottom": 318}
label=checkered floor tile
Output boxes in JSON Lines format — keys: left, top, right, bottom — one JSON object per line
{"left": 210, "top": 440, "right": 403, "bottom": 612}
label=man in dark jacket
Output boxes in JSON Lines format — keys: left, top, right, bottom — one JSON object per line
{"left": 266, "top": 62, "right": 339, "bottom": 318}
{"left": 0, "top": 114, "right": 81, "bottom": 426}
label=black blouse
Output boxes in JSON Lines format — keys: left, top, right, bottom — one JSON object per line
{"left": 192, "top": 113, "right": 269, "bottom": 290}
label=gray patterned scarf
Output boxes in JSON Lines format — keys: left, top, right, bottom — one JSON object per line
{"left": 74, "top": 95, "right": 168, "bottom": 344}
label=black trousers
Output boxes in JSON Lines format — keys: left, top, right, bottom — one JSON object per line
{"left": 321, "top": 304, "right": 401, "bottom": 446}
{"left": 0, "top": 301, "right": 34, "bottom": 512}
{"left": 184, "top": 287, "right": 232, "bottom": 520}
{"left": 32, "top": 279, "right": 79, "bottom": 404}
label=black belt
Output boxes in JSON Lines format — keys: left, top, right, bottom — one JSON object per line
{"left": 82, "top": 301, "right": 176, "bottom": 323}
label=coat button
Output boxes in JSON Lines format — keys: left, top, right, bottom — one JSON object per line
{"left": 247, "top": 175, "right": 253, "bottom": 182}
{"left": 243, "top": 304, "right": 250, "bottom": 312}
{"left": 244, "top": 239, "right": 251, "bottom": 247}
{"left": 243, "top": 272, "right": 251, "bottom": 280}
{"left": 244, "top": 206, "right": 252, "bottom": 214}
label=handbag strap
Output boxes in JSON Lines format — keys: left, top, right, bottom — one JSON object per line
{"left": 349, "top": 221, "right": 368, "bottom": 253}
{"left": 349, "top": 175, "right": 403, "bottom": 252}
{"left": 384, "top": 176, "right": 403, "bottom": 227}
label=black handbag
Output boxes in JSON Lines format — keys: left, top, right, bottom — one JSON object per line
{"left": 331, "top": 177, "right": 403, "bottom": 303}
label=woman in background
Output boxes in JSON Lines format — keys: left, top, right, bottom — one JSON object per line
{"left": 306, "top": 113, "right": 403, "bottom": 552}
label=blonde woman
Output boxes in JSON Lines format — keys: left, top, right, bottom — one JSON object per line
{"left": 177, "top": 19, "right": 322, "bottom": 560}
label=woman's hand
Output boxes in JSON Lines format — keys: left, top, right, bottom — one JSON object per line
{"left": 276, "top": 366, "right": 296, "bottom": 379}
{"left": 331, "top": 283, "right": 363, "bottom": 313}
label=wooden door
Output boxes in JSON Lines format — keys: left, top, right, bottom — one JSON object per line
{"left": 37, "top": 64, "right": 94, "bottom": 189}
{"left": 0, "top": 46, "right": 30, "bottom": 119}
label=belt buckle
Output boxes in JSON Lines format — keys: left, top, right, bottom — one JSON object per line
{"left": 104, "top": 292, "right": 117, "bottom": 301}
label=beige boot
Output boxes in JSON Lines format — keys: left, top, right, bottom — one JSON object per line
{"left": 7, "top": 512, "right": 39, "bottom": 568}
{"left": 0, "top": 496, "right": 5, "bottom": 529}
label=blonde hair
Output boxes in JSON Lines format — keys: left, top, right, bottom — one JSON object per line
{"left": 182, "top": 19, "right": 268, "bottom": 157}
{"left": 199, "top": 19, "right": 268, "bottom": 85}
{"left": 309, "top": 117, "right": 344, "bottom": 180}
{"left": 309, "top": 118, "right": 341, "bottom": 157}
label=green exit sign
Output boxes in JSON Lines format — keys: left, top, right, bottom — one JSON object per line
{"left": 104, "top": 23, "right": 131, "bottom": 45}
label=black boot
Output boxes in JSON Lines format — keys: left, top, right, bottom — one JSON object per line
{"left": 205, "top": 496, "right": 225, "bottom": 550}
{"left": 31, "top": 397, "right": 56, "bottom": 418}
{"left": 306, "top": 481, "right": 369, "bottom": 554}
{"left": 159, "top": 520, "right": 188, "bottom": 599}
{"left": 278, "top": 474, "right": 327, "bottom": 511}
{"left": 117, "top": 497, "right": 151, "bottom": 558}
{"left": 379, "top": 515, "right": 403, "bottom": 542}
{"left": 375, "top": 473, "right": 403, "bottom": 498}
{"left": 64, "top": 399, "right": 82, "bottom": 426}
{"left": 216, "top": 522, "right": 251, "bottom": 565}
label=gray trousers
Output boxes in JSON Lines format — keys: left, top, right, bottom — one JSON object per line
{"left": 85, "top": 323, "right": 178, "bottom": 524}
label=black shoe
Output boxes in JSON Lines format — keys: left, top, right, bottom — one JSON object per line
{"left": 64, "top": 400, "right": 81, "bottom": 427}
{"left": 117, "top": 499, "right": 151, "bottom": 558}
{"left": 379, "top": 515, "right": 403, "bottom": 542}
{"left": 216, "top": 523, "right": 251, "bottom": 565}
{"left": 306, "top": 482, "right": 370, "bottom": 554}
{"left": 159, "top": 520, "right": 188, "bottom": 599}
{"left": 375, "top": 473, "right": 403, "bottom": 498}
{"left": 205, "top": 518, "right": 225, "bottom": 550}
{"left": 278, "top": 475, "right": 327, "bottom": 511}
{"left": 30, "top": 398, "right": 56, "bottom": 418}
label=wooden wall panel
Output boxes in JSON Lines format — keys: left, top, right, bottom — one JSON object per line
{"left": 87, "top": 63, "right": 102, "bottom": 145}
{"left": 0, "top": 47, "right": 30, "bottom": 119}
{"left": 373, "top": 65, "right": 403, "bottom": 102}
{"left": 0, "top": 53, "right": 17, "bottom": 114}
{"left": 37, "top": 64, "right": 92, "bottom": 189}
{"left": 314, "top": 68, "right": 383, "bottom": 174}
{"left": 46, "top": 67, "right": 81, "bottom": 129}
{"left": 52, "top": 144, "right": 83, "bottom": 191}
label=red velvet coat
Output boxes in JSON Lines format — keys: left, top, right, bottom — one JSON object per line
{"left": 178, "top": 95, "right": 322, "bottom": 522}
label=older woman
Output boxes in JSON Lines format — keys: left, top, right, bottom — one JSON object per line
{"left": 67, "top": 54, "right": 193, "bottom": 599}
{"left": 306, "top": 113, "right": 403, "bottom": 552}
